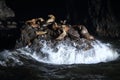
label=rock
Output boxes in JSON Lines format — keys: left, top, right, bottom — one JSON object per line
{"left": 16, "top": 25, "right": 37, "bottom": 47}
{"left": 0, "top": 25, "right": 19, "bottom": 50}
{"left": 46, "top": 28, "right": 59, "bottom": 40}
{"left": 30, "top": 38, "right": 43, "bottom": 52}
{"left": 14, "top": 14, "right": 95, "bottom": 52}
{"left": 6, "top": 21, "right": 17, "bottom": 28}
{"left": 68, "top": 26, "right": 80, "bottom": 40}
{"left": 0, "top": 21, "right": 4, "bottom": 29}
{"left": 0, "top": 0, "right": 15, "bottom": 20}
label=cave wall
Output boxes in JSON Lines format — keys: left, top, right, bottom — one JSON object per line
{"left": 6, "top": 0, "right": 69, "bottom": 21}
{"left": 6, "top": 0, "right": 89, "bottom": 24}
{"left": 88, "top": 0, "right": 120, "bottom": 38}
{"left": 6, "top": 0, "right": 120, "bottom": 37}
{"left": 0, "top": 0, "right": 120, "bottom": 50}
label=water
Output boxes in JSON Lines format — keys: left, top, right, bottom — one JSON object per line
{"left": 0, "top": 39, "right": 120, "bottom": 80}
{"left": 15, "top": 40, "right": 118, "bottom": 65}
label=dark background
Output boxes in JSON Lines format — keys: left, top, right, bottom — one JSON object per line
{"left": 6, "top": 0, "right": 89, "bottom": 24}
{"left": 1, "top": 0, "right": 120, "bottom": 50}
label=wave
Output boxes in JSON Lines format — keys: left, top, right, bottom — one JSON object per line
{"left": 0, "top": 39, "right": 119, "bottom": 66}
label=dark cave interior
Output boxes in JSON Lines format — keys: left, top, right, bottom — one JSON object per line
{"left": 6, "top": 0, "right": 89, "bottom": 24}
{"left": 6, "top": 0, "right": 120, "bottom": 23}
{"left": 1, "top": 0, "right": 120, "bottom": 50}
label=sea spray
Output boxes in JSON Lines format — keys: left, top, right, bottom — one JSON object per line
{"left": 0, "top": 40, "right": 119, "bottom": 65}
{"left": 18, "top": 40, "right": 119, "bottom": 64}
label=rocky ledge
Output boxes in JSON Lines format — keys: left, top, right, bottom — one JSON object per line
{"left": 0, "top": 0, "right": 95, "bottom": 52}
{"left": 15, "top": 14, "right": 95, "bottom": 52}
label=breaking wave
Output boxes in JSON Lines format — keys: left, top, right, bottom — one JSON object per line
{"left": 0, "top": 39, "right": 119, "bottom": 66}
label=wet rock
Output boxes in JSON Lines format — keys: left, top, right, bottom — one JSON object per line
{"left": 68, "top": 26, "right": 80, "bottom": 40}
{"left": 15, "top": 25, "right": 37, "bottom": 48}
{"left": 15, "top": 15, "right": 95, "bottom": 52}
{"left": 30, "top": 38, "right": 43, "bottom": 52}
{"left": 46, "top": 27, "right": 60, "bottom": 40}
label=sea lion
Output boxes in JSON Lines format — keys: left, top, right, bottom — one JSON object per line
{"left": 52, "top": 22, "right": 61, "bottom": 30}
{"left": 62, "top": 25, "right": 70, "bottom": 32}
{"left": 56, "top": 25, "right": 69, "bottom": 40}
{"left": 78, "top": 25, "right": 94, "bottom": 40}
{"left": 60, "top": 20, "right": 67, "bottom": 25}
{"left": 38, "top": 18, "right": 45, "bottom": 22}
{"left": 46, "top": 14, "right": 55, "bottom": 24}
{"left": 25, "top": 18, "right": 39, "bottom": 28}
{"left": 36, "top": 18, "right": 45, "bottom": 25}
{"left": 36, "top": 31, "right": 47, "bottom": 36}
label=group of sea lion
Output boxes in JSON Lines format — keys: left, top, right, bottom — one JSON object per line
{"left": 22, "top": 14, "right": 94, "bottom": 46}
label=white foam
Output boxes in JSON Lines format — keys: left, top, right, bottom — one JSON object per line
{"left": 0, "top": 50, "right": 23, "bottom": 66}
{"left": 20, "top": 40, "right": 119, "bottom": 64}
{"left": 1, "top": 40, "right": 118, "bottom": 65}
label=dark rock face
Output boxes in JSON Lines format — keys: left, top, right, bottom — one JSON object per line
{"left": 0, "top": 0, "right": 15, "bottom": 20}
{"left": 0, "top": 21, "right": 19, "bottom": 50}
{"left": 6, "top": 0, "right": 120, "bottom": 38}
{"left": 88, "top": 0, "right": 120, "bottom": 38}
{"left": 1, "top": 0, "right": 120, "bottom": 50}
{"left": 15, "top": 25, "right": 37, "bottom": 48}
{"left": 0, "top": 0, "right": 17, "bottom": 51}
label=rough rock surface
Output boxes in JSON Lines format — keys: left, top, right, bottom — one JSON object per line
{"left": 15, "top": 16, "right": 94, "bottom": 52}
{"left": 0, "top": 0, "right": 17, "bottom": 51}
{"left": 0, "top": 0, "right": 15, "bottom": 20}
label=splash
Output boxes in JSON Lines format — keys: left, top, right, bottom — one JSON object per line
{"left": 0, "top": 50, "right": 23, "bottom": 66}
{"left": 0, "top": 40, "right": 119, "bottom": 65}
{"left": 18, "top": 40, "right": 119, "bottom": 65}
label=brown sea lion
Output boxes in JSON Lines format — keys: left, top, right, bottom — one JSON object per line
{"left": 56, "top": 25, "right": 69, "bottom": 40}
{"left": 60, "top": 20, "right": 67, "bottom": 25}
{"left": 52, "top": 22, "right": 61, "bottom": 30}
{"left": 38, "top": 18, "right": 45, "bottom": 22}
{"left": 62, "top": 25, "right": 70, "bottom": 32}
{"left": 46, "top": 14, "right": 55, "bottom": 24}
{"left": 25, "top": 18, "right": 39, "bottom": 28}
{"left": 36, "top": 18, "right": 45, "bottom": 25}
{"left": 36, "top": 31, "right": 47, "bottom": 36}
{"left": 78, "top": 25, "right": 94, "bottom": 40}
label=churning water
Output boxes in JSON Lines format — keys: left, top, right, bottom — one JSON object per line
{"left": 0, "top": 39, "right": 118, "bottom": 66}
{"left": 24, "top": 40, "right": 119, "bottom": 64}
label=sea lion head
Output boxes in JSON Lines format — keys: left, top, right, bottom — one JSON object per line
{"left": 60, "top": 20, "right": 67, "bottom": 25}
{"left": 46, "top": 14, "right": 55, "bottom": 24}
{"left": 88, "top": 35, "right": 95, "bottom": 40}
{"left": 48, "top": 14, "right": 55, "bottom": 19}
{"left": 38, "top": 18, "right": 45, "bottom": 22}
{"left": 62, "top": 25, "right": 70, "bottom": 32}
